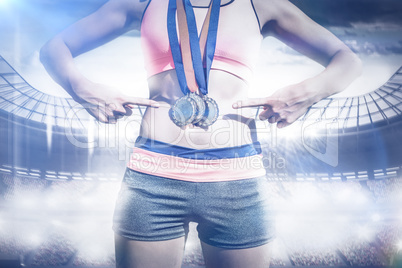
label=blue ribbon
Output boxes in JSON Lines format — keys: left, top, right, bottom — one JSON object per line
{"left": 167, "top": 0, "right": 221, "bottom": 96}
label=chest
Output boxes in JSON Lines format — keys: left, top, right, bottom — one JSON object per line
{"left": 141, "top": 0, "right": 262, "bottom": 62}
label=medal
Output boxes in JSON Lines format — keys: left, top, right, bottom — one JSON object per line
{"left": 189, "top": 92, "right": 206, "bottom": 124}
{"left": 168, "top": 0, "right": 221, "bottom": 127}
{"left": 195, "top": 96, "right": 219, "bottom": 128}
{"left": 169, "top": 94, "right": 197, "bottom": 127}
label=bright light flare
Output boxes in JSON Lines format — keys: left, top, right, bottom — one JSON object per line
{"left": 397, "top": 240, "right": 402, "bottom": 252}
{"left": 45, "top": 192, "right": 64, "bottom": 208}
{"left": 356, "top": 225, "right": 374, "bottom": 241}
{"left": 75, "top": 227, "right": 115, "bottom": 261}
{"left": 371, "top": 213, "right": 381, "bottom": 222}
{"left": 27, "top": 233, "right": 43, "bottom": 247}
{"left": 13, "top": 194, "right": 40, "bottom": 209}
{"left": 334, "top": 188, "right": 353, "bottom": 203}
{"left": 277, "top": 123, "right": 301, "bottom": 140}
{"left": 354, "top": 191, "right": 369, "bottom": 205}
{"left": 0, "top": 0, "right": 9, "bottom": 7}
{"left": 291, "top": 189, "right": 326, "bottom": 209}
{"left": 79, "top": 243, "right": 108, "bottom": 260}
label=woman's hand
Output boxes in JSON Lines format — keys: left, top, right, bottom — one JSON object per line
{"left": 244, "top": 0, "right": 362, "bottom": 129}
{"left": 72, "top": 80, "right": 159, "bottom": 124}
{"left": 232, "top": 80, "right": 320, "bottom": 128}
{"left": 39, "top": 0, "right": 157, "bottom": 124}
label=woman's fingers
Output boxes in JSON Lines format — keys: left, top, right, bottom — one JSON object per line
{"left": 232, "top": 98, "right": 285, "bottom": 109}
{"left": 268, "top": 114, "right": 280, "bottom": 123}
{"left": 86, "top": 106, "right": 109, "bottom": 123}
{"left": 122, "top": 105, "right": 133, "bottom": 117}
{"left": 258, "top": 106, "right": 273, "bottom": 121}
{"left": 277, "top": 120, "right": 290, "bottom": 129}
{"left": 232, "top": 98, "right": 268, "bottom": 109}
{"left": 82, "top": 96, "right": 160, "bottom": 123}
{"left": 83, "top": 102, "right": 122, "bottom": 124}
{"left": 124, "top": 96, "right": 160, "bottom": 108}
{"left": 234, "top": 97, "right": 297, "bottom": 128}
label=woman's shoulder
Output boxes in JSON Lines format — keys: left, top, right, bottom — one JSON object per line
{"left": 108, "top": 0, "right": 151, "bottom": 26}
{"left": 251, "top": 0, "right": 306, "bottom": 31}
{"left": 251, "top": 0, "right": 291, "bottom": 9}
{"left": 252, "top": 0, "right": 297, "bottom": 19}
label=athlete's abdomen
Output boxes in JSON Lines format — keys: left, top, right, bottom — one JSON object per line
{"left": 140, "top": 69, "right": 257, "bottom": 149}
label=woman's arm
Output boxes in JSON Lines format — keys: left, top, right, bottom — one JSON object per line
{"left": 40, "top": 0, "right": 159, "bottom": 123}
{"left": 233, "top": 0, "right": 362, "bottom": 128}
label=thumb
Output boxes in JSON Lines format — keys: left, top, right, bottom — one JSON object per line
{"left": 232, "top": 98, "right": 269, "bottom": 109}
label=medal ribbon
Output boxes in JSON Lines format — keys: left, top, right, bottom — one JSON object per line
{"left": 176, "top": 0, "right": 199, "bottom": 92}
{"left": 167, "top": 0, "right": 221, "bottom": 96}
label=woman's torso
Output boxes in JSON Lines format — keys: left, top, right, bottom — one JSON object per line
{"left": 139, "top": 0, "right": 263, "bottom": 149}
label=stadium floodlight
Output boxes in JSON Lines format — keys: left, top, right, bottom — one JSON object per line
{"left": 386, "top": 170, "right": 397, "bottom": 176}
{"left": 358, "top": 174, "right": 368, "bottom": 180}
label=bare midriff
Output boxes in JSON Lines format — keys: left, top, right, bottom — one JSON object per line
{"left": 140, "top": 69, "right": 257, "bottom": 149}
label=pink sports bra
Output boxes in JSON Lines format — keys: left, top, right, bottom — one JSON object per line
{"left": 140, "top": 0, "right": 263, "bottom": 82}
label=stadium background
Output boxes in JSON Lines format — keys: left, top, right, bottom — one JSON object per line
{"left": 1, "top": 0, "right": 402, "bottom": 267}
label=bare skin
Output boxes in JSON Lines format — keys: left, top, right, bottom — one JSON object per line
{"left": 201, "top": 241, "right": 272, "bottom": 268}
{"left": 114, "top": 235, "right": 185, "bottom": 268}
{"left": 40, "top": 0, "right": 361, "bottom": 267}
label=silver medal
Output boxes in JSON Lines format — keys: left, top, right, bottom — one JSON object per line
{"left": 195, "top": 96, "right": 219, "bottom": 128}
{"left": 169, "top": 94, "right": 197, "bottom": 127}
{"left": 189, "top": 92, "right": 206, "bottom": 124}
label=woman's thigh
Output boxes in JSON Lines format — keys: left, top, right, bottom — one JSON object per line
{"left": 201, "top": 241, "right": 272, "bottom": 268}
{"left": 114, "top": 234, "right": 185, "bottom": 268}
{"left": 113, "top": 169, "right": 193, "bottom": 241}
{"left": 194, "top": 177, "right": 276, "bottom": 249}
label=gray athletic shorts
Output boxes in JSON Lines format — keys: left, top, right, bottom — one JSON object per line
{"left": 112, "top": 168, "right": 276, "bottom": 249}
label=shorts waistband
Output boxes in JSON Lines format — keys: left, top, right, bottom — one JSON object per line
{"left": 127, "top": 137, "right": 266, "bottom": 182}
{"left": 134, "top": 136, "right": 262, "bottom": 160}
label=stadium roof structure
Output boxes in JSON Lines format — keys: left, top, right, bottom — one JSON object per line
{"left": 0, "top": 56, "right": 146, "bottom": 130}
{"left": 1, "top": 55, "right": 402, "bottom": 180}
